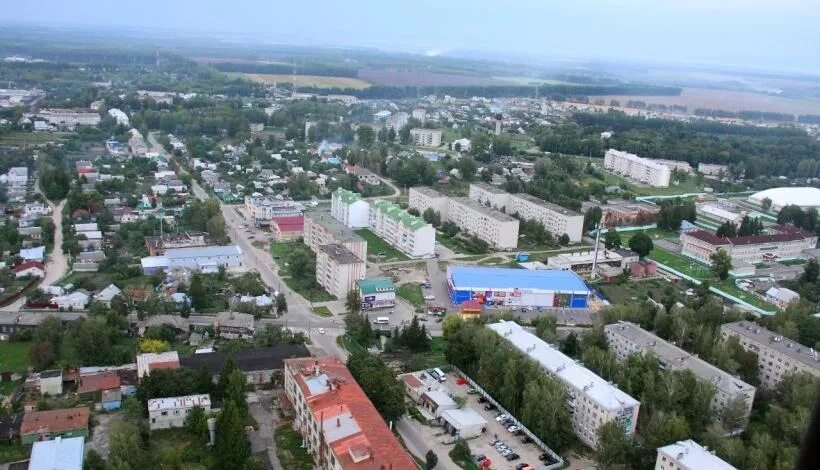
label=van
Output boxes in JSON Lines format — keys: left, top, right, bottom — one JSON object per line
{"left": 373, "top": 317, "right": 389, "bottom": 325}
{"left": 433, "top": 367, "right": 446, "bottom": 382}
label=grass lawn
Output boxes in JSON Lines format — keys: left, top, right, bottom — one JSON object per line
{"left": 354, "top": 229, "right": 409, "bottom": 262}
{"left": 270, "top": 241, "right": 296, "bottom": 260}
{"left": 311, "top": 306, "right": 332, "bottom": 317}
{"left": 280, "top": 276, "right": 335, "bottom": 302}
{"left": 337, "top": 334, "right": 369, "bottom": 355}
{"left": 274, "top": 424, "right": 315, "bottom": 469}
{"left": 713, "top": 280, "right": 777, "bottom": 311}
{"left": 598, "top": 279, "right": 679, "bottom": 304}
{"left": 150, "top": 428, "right": 210, "bottom": 469}
{"left": 449, "top": 447, "right": 480, "bottom": 470}
{"left": 397, "top": 283, "right": 425, "bottom": 309}
{"left": 0, "top": 444, "right": 30, "bottom": 464}
{"left": 437, "top": 234, "right": 488, "bottom": 256}
{"left": 478, "top": 256, "right": 507, "bottom": 265}
{"left": 0, "top": 131, "right": 64, "bottom": 146}
{"left": 0, "top": 341, "right": 31, "bottom": 375}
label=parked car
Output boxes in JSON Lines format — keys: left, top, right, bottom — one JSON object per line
{"left": 467, "top": 388, "right": 478, "bottom": 394}
{"left": 484, "top": 403, "right": 497, "bottom": 411}
{"left": 495, "top": 414, "right": 509, "bottom": 422}
{"left": 539, "top": 453, "right": 550, "bottom": 461}
{"left": 508, "top": 425, "right": 520, "bottom": 433}
{"left": 516, "top": 464, "right": 531, "bottom": 470}
{"left": 521, "top": 436, "right": 533, "bottom": 444}
{"left": 477, "top": 396, "right": 488, "bottom": 403}
{"left": 475, "top": 454, "right": 486, "bottom": 462}
{"left": 506, "top": 453, "right": 520, "bottom": 461}
{"left": 424, "top": 295, "right": 435, "bottom": 300}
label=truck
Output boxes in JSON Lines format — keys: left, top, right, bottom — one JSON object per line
{"left": 373, "top": 317, "right": 390, "bottom": 325}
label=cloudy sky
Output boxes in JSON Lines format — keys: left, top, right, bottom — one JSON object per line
{"left": 4, "top": 0, "right": 820, "bottom": 73}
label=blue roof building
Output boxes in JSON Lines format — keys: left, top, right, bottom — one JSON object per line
{"left": 446, "top": 266, "right": 590, "bottom": 308}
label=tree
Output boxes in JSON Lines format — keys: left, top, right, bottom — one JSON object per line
{"left": 345, "top": 289, "right": 362, "bottom": 315}
{"left": 762, "top": 197, "right": 773, "bottom": 211}
{"left": 455, "top": 156, "right": 477, "bottom": 181}
{"left": 189, "top": 273, "right": 206, "bottom": 310}
{"left": 29, "top": 341, "right": 55, "bottom": 370}
{"left": 425, "top": 450, "right": 438, "bottom": 470}
{"left": 716, "top": 221, "right": 737, "bottom": 238}
{"left": 422, "top": 208, "right": 441, "bottom": 227}
{"left": 442, "top": 315, "right": 464, "bottom": 339}
{"left": 595, "top": 421, "right": 634, "bottom": 469}
{"left": 275, "top": 292, "right": 288, "bottom": 315}
{"left": 137, "top": 339, "right": 171, "bottom": 353}
{"left": 356, "top": 125, "right": 375, "bottom": 147}
{"left": 346, "top": 351, "right": 406, "bottom": 422}
{"left": 604, "top": 229, "right": 622, "bottom": 250}
{"left": 214, "top": 401, "right": 251, "bottom": 470}
{"left": 83, "top": 450, "right": 107, "bottom": 470}
{"left": 710, "top": 249, "right": 732, "bottom": 280}
{"left": 186, "top": 405, "right": 208, "bottom": 444}
{"left": 224, "top": 368, "right": 249, "bottom": 420}
{"left": 584, "top": 206, "right": 603, "bottom": 231}
{"left": 109, "top": 421, "right": 150, "bottom": 470}
{"left": 628, "top": 232, "right": 654, "bottom": 258}
{"left": 561, "top": 332, "right": 581, "bottom": 358}
{"left": 559, "top": 233, "right": 570, "bottom": 246}
{"left": 802, "top": 259, "right": 819, "bottom": 283}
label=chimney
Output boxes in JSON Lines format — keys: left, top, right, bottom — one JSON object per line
{"left": 336, "top": 417, "right": 340, "bottom": 427}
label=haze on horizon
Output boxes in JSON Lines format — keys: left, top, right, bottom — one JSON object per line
{"left": 3, "top": 0, "right": 820, "bottom": 74}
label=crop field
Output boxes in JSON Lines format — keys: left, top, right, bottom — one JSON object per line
{"left": 598, "top": 87, "right": 820, "bottom": 116}
{"left": 233, "top": 73, "right": 372, "bottom": 89}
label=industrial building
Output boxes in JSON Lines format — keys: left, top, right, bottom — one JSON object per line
{"left": 488, "top": 321, "right": 639, "bottom": 448}
{"left": 655, "top": 440, "right": 737, "bottom": 470}
{"left": 369, "top": 200, "right": 435, "bottom": 258}
{"left": 606, "top": 322, "right": 755, "bottom": 432}
{"left": 447, "top": 266, "right": 590, "bottom": 308}
{"left": 140, "top": 245, "right": 245, "bottom": 274}
{"left": 546, "top": 249, "right": 639, "bottom": 273}
{"left": 604, "top": 149, "right": 671, "bottom": 187}
{"left": 303, "top": 209, "right": 368, "bottom": 260}
{"left": 469, "top": 183, "right": 584, "bottom": 242}
{"left": 20, "top": 408, "right": 90, "bottom": 444}
{"left": 316, "top": 244, "right": 366, "bottom": 299}
{"left": 180, "top": 345, "right": 310, "bottom": 385}
{"left": 680, "top": 226, "right": 817, "bottom": 266}
{"left": 35, "top": 108, "right": 101, "bottom": 128}
{"left": 29, "top": 436, "right": 85, "bottom": 470}
{"left": 283, "top": 356, "right": 416, "bottom": 469}
{"left": 356, "top": 277, "right": 396, "bottom": 310}
{"left": 749, "top": 187, "right": 820, "bottom": 211}
{"left": 721, "top": 321, "right": 820, "bottom": 389}
{"left": 331, "top": 188, "right": 370, "bottom": 228}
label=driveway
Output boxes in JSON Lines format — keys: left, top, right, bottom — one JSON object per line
{"left": 86, "top": 412, "right": 121, "bottom": 459}
{"left": 247, "top": 390, "right": 284, "bottom": 469}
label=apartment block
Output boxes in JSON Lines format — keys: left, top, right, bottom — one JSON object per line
{"left": 698, "top": 163, "right": 730, "bottom": 179}
{"left": 721, "top": 321, "right": 820, "bottom": 389}
{"left": 488, "top": 321, "right": 640, "bottom": 448}
{"left": 409, "top": 128, "right": 442, "bottom": 147}
{"left": 303, "top": 209, "right": 368, "bottom": 260}
{"left": 36, "top": 109, "right": 101, "bottom": 128}
{"left": 408, "top": 187, "right": 449, "bottom": 219}
{"left": 655, "top": 440, "right": 737, "bottom": 470}
{"left": 469, "top": 183, "right": 583, "bottom": 242}
{"left": 283, "top": 356, "right": 416, "bottom": 469}
{"left": 447, "top": 197, "right": 519, "bottom": 249}
{"left": 331, "top": 188, "right": 370, "bottom": 228}
{"left": 316, "top": 244, "right": 366, "bottom": 299}
{"left": 606, "top": 322, "right": 755, "bottom": 431}
{"left": 369, "top": 200, "right": 435, "bottom": 258}
{"left": 604, "top": 149, "right": 671, "bottom": 187}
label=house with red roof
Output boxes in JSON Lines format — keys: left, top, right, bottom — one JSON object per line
{"left": 271, "top": 215, "right": 304, "bottom": 242}
{"left": 13, "top": 261, "right": 45, "bottom": 278}
{"left": 283, "top": 356, "right": 415, "bottom": 469}
{"left": 680, "top": 226, "right": 818, "bottom": 267}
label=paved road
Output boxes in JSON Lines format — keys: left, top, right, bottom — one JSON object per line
{"left": 396, "top": 417, "right": 460, "bottom": 470}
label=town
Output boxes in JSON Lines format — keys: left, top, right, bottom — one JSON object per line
{"left": 0, "top": 12, "right": 819, "bottom": 470}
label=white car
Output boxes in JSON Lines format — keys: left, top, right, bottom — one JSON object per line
{"left": 424, "top": 295, "right": 435, "bottom": 301}
{"left": 318, "top": 328, "right": 325, "bottom": 335}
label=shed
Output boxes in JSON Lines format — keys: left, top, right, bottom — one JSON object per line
{"left": 440, "top": 408, "right": 487, "bottom": 439}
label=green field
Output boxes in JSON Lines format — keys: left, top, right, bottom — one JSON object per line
{"left": 311, "top": 306, "right": 332, "bottom": 317}
{"left": 270, "top": 241, "right": 296, "bottom": 260}
{"left": 0, "top": 341, "right": 31, "bottom": 375}
{"left": 397, "top": 283, "right": 425, "bottom": 309}
{"left": 354, "top": 229, "right": 409, "bottom": 262}
{"left": 0, "top": 131, "right": 64, "bottom": 146}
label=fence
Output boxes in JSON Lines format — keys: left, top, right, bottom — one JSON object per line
{"left": 450, "top": 365, "right": 564, "bottom": 470}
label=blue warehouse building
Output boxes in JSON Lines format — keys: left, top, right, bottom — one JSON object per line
{"left": 447, "top": 266, "right": 590, "bottom": 308}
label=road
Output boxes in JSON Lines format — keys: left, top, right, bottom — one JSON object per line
{"left": 396, "top": 417, "right": 460, "bottom": 470}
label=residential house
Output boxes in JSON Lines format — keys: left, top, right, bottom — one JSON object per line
{"left": 214, "top": 312, "right": 255, "bottom": 340}
{"left": 136, "top": 351, "right": 180, "bottom": 379}
{"left": 93, "top": 284, "right": 121, "bottom": 307}
{"left": 20, "top": 407, "right": 90, "bottom": 444}
{"left": 12, "top": 261, "right": 45, "bottom": 278}
{"left": 148, "top": 394, "right": 211, "bottom": 431}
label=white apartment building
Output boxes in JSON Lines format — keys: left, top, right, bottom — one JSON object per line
{"left": 469, "top": 183, "right": 584, "bottom": 242}
{"left": 488, "top": 321, "right": 639, "bottom": 448}
{"left": 447, "top": 197, "right": 519, "bottom": 249}
{"left": 408, "top": 187, "right": 449, "bottom": 219}
{"left": 244, "top": 196, "right": 304, "bottom": 226}
{"left": 330, "top": 188, "right": 370, "bottom": 228}
{"left": 36, "top": 109, "right": 101, "bottom": 128}
{"left": 303, "top": 209, "right": 368, "bottom": 260}
{"left": 680, "top": 227, "right": 817, "bottom": 266}
{"left": 606, "top": 322, "right": 755, "bottom": 432}
{"left": 4, "top": 166, "right": 28, "bottom": 186}
{"left": 721, "top": 321, "right": 820, "bottom": 389}
{"left": 655, "top": 440, "right": 737, "bottom": 470}
{"left": 369, "top": 200, "right": 435, "bottom": 258}
{"left": 604, "top": 149, "right": 671, "bottom": 187}
{"left": 698, "top": 163, "right": 730, "bottom": 179}
{"left": 147, "top": 394, "right": 211, "bottom": 430}
{"left": 316, "top": 244, "right": 366, "bottom": 299}
{"left": 411, "top": 108, "right": 427, "bottom": 122}
{"left": 409, "top": 128, "right": 442, "bottom": 147}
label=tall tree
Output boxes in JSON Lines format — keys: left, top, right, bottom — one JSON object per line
{"left": 595, "top": 421, "right": 635, "bottom": 470}
{"left": 604, "top": 229, "right": 622, "bottom": 250}
{"left": 109, "top": 421, "right": 150, "bottom": 470}
{"left": 345, "top": 289, "right": 362, "bottom": 315}
{"left": 628, "top": 232, "right": 654, "bottom": 257}
{"left": 214, "top": 401, "right": 251, "bottom": 470}
{"left": 188, "top": 273, "right": 206, "bottom": 309}
{"left": 710, "top": 249, "right": 733, "bottom": 280}
{"left": 275, "top": 292, "right": 288, "bottom": 315}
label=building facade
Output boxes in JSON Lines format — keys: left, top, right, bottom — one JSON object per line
{"left": 316, "top": 244, "right": 366, "bottom": 299}
{"left": 331, "top": 188, "right": 370, "bottom": 228}
{"left": 283, "top": 356, "right": 416, "bottom": 469}
{"left": 368, "top": 200, "right": 435, "bottom": 258}
{"left": 604, "top": 149, "right": 671, "bottom": 187}
{"left": 408, "top": 187, "right": 449, "bottom": 219}
{"left": 409, "top": 128, "right": 442, "bottom": 147}
{"left": 655, "top": 439, "right": 737, "bottom": 470}
{"left": 488, "top": 321, "right": 639, "bottom": 448}
{"left": 147, "top": 394, "right": 212, "bottom": 430}
{"left": 680, "top": 227, "right": 817, "bottom": 266}
{"left": 36, "top": 109, "right": 101, "bottom": 128}
{"left": 356, "top": 278, "right": 396, "bottom": 310}
{"left": 446, "top": 197, "right": 519, "bottom": 249}
{"left": 244, "top": 196, "right": 304, "bottom": 226}
{"left": 303, "top": 210, "right": 368, "bottom": 260}
{"left": 606, "top": 322, "right": 755, "bottom": 432}
{"left": 721, "top": 321, "right": 820, "bottom": 389}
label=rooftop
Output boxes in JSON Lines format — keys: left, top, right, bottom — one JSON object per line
{"left": 334, "top": 187, "right": 364, "bottom": 204}
{"left": 657, "top": 439, "right": 737, "bottom": 470}
{"left": 450, "top": 197, "right": 517, "bottom": 222}
{"left": 305, "top": 208, "right": 366, "bottom": 244}
{"left": 606, "top": 149, "right": 668, "bottom": 171}
{"left": 471, "top": 182, "right": 507, "bottom": 194}
{"left": 410, "top": 186, "right": 445, "bottom": 198}
{"left": 685, "top": 227, "right": 816, "bottom": 247}
{"left": 285, "top": 356, "right": 415, "bottom": 469}
{"left": 605, "top": 322, "right": 755, "bottom": 396}
{"left": 21, "top": 408, "right": 90, "bottom": 435}
{"left": 722, "top": 321, "right": 820, "bottom": 371}
{"left": 372, "top": 199, "right": 429, "bottom": 230}
{"left": 165, "top": 245, "right": 243, "bottom": 259}
{"left": 179, "top": 344, "right": 310, "bottom": 376}
{"left": 440, "top": 408, "right": 487, "bottom": 429}
{"left": 148, "top": 394, "right": 211, "bottom": 412}
{"left": 29, "top": 436, "right": 85, "bottom": 470}
{"left": 487, "top": 321, "right": 639, "bottom": 411}
{"left": 136, "top": 351, "right": 180, "bottom": 378}
{"left": 78, "top": 371, "right": 121, "bottom": 394}
{"left": 320, "top": 244, "right": 364, "bottom": 265}
{"left": 356, "top": 277, "right": 395, "bottom": 295}
{"left": 215, "top": 311, "right": 255, "bottom": 330}
{"left": 750, "top": 187, "right": 820, "bottom": 208}
{"left": 448, "top": 266, "right": 589, "bottom": 293}
{"left": 511, "top": 193, "right": 582, "bottom": 217}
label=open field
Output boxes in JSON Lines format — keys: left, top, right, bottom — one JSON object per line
{"left": 397, "top": 283, "right": 425, "bottom": 310}
{"left": 0, "top": 341, "right": 30, "bottom": 375}
{"left": 233, "top": 73, "right": 371, "bottom": 89}
{"left": 0, "top": 131, "right": 64, "bottom": 146}
{"left": 358, "top": 69, "right": 510, "bottom": 87}
{"left": 599, "top": 87, "right": 820, "bottom": 116}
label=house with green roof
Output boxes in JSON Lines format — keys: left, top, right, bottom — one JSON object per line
{"left": 369, "top": 200, "right": 436, "bottom": 258}
{"left": 356, "top": 277, "right": 396, "bottom": 310}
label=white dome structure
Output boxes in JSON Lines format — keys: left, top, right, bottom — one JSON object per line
{"left": 749, "top": 187, "right": 820, "bottom": 210}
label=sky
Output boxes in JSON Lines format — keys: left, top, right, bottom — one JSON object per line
{"left": 3, "top": 0, "right": 820, "bottom": 73}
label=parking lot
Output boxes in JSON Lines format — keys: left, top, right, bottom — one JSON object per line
{"left": 436, "top": 370, "right": 554, "bottom": 469}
